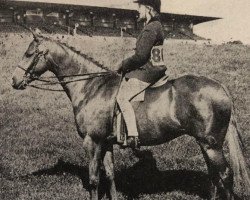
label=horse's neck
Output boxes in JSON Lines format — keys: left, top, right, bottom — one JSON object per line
{"left": 50, "top": 43, "right": 119, "bottom": 107}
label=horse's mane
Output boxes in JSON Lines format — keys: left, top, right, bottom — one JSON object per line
{"left": 40, "top": 35, "right": 111, "bottom": 72}
{"left": 60, "top": 42, "right": 110, "bottom": 71}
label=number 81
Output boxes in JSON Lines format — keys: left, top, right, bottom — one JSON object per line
{"left": 151, "top": 47, "right": 163, "bottom": 63}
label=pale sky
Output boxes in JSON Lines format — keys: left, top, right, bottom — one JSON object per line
{"left": 15, "top": 0, "right": 250, "bottom": 44}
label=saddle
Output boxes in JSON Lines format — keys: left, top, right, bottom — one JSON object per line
{"left": 113, "top": 74, "right": 169, "bottom": 144}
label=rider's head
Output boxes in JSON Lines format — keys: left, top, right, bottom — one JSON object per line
{"left": 134, "top": 0, "right": 161, "bottom": 22}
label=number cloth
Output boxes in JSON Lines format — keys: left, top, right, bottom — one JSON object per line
{"left": 150, "top": 45, "right": 164, "bottom": 66}
{"left": 121, "top": 14, "right": 167, "bottom": 83}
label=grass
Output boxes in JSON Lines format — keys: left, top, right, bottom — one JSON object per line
{"left": 0, "top": 33, "right": 249, "bottom": 200}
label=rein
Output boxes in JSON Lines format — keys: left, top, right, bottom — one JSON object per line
{"left": 35, "top": 72, "right": 114, "bottom": 85}
{"left": 18, "top": 66, "right": 117, "bottom": 92}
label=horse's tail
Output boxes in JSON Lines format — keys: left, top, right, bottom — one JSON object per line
{"left": 226, "top": 102, "right": 250, "bottom": 197}
{"left": 216, "top": 80, "right": 250, "bottom": 197}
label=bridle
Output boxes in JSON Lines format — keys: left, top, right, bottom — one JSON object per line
{"left": 18, "top": 44, "right": 118, "bottom": 91}
{"left": 17, "top": 48, "right": 48, "bottom": 88}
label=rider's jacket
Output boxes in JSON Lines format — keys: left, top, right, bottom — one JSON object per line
{"left": 121, "top": 14, "right": 166, "bottom": 83}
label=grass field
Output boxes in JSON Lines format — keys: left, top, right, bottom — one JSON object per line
{"left": 0, "top": 33, "right": 249, "bottom": 200}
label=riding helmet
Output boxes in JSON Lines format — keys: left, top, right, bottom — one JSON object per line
{"left": 134, "top": 0, "right": 161, "bottom": 13}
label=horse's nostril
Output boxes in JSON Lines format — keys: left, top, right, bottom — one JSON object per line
{"left": 12, "top": 77, "right": 16, "bottom": 84}
{"left": 12, "top": 76, "right": 19, "bottom": 88}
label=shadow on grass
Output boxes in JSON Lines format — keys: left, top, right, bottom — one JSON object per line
{"left": 25, "top": 152, "right": 211, "bottom": 199}
{"left": 115, "top": 150, "right": 210, "bottom": 199}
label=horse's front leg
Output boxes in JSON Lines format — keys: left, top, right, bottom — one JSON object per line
{"left": 102, "top": 143, "right": 117, "bottom": 200}
{"left": 84, "top": 135, "right": 102, "bottom": 200}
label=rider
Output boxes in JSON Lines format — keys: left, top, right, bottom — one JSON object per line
{"left": 117, "top": 0, "right": 166, "bottom": 148}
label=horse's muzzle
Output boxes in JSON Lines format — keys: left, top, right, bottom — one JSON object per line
{"left": 12, "top": 65, "right": 29, "bottom": 90}
{"left": 12, "top": 76, "right": 27, "bottom": 90}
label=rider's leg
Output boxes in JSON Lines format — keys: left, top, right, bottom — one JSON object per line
{"left": 117, "top": 97, "right": 139, "bottom": 137}
{"left": 117, "top": 78, "right": 149, "bottom": 143}
{"left": 117, "top": 78, "right": 139, "bottom": 137}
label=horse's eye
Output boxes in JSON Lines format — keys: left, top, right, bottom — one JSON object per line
{"left": 25, "top": 51, "right": 34, "bottom": 57}
{"left": 25, "top": 48, "right": 37, "bottom": 57}
{"left": 25, "top": 43, "right": 37, "bottom": 57}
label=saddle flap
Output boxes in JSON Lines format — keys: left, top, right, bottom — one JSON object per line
{"left": 131, "top": 73, "right": 169, "bottom": 101}
{"left": 131, "top": 91, "right": 145, "bottom": 102}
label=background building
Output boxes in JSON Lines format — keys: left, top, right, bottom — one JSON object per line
{"left": 0, "top": 0, "right": 220, "bottom": 39}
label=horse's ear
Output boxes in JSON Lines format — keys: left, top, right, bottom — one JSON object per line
{"left": 30, "top": 28, "right": 43, "bottom": 42}
{"left": 20, "top": 24, "right": 43, "bottom": 42}
{"left": 29, "top": 28, "right": 37, "bottom": 39}
{"left": 34, "top": 28, "right": 42, "bottom": 35}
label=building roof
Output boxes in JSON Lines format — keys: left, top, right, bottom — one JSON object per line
{"left": 1, "top": 0, "right": 220, "bottom": 24}
{"left": 161, "top": 13, "right": 220, "bottom": 25}
{"left": 2, "top": 0, "right": 135, "bottom": 10}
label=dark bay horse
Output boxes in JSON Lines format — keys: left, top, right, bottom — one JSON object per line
{"left": 12, "top": 32, "right": 250, "bottom": 200}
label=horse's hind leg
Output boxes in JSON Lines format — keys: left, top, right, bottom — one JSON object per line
{"left": 102, "top": 143, "right": 117, "bottom": 200}
{"left": 198, "top": 141, "right": 234, "bottom": 200}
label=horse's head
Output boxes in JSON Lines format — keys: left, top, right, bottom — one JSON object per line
{"left": 12, "top": 29, "right": 51, "bottom": 90}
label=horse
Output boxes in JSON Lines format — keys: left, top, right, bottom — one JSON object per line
{"left": 11, "top": 31, "right": 250, "bottom": 200}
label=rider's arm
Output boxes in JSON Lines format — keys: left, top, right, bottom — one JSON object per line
{"left": 119, "top": 25, "right": 158, "bottom": 73}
